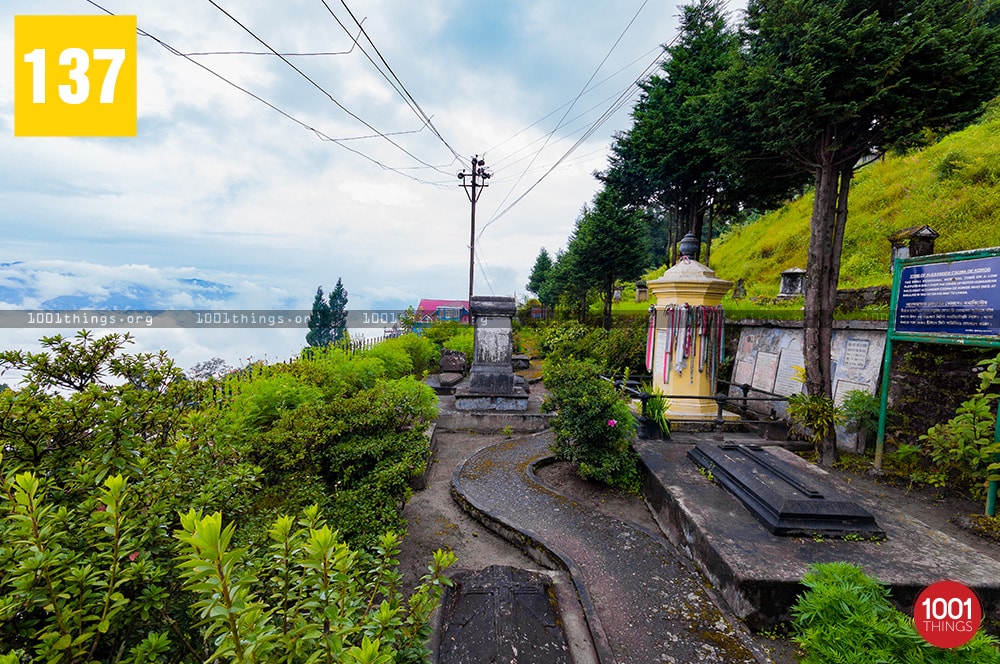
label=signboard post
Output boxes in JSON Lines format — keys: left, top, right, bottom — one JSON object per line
{"left": 875, "top": 248, "right": 1000, "bottom": 514}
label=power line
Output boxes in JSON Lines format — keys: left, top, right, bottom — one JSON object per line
{"left": 478, "top": 46, "right": 668, "bottom": 238}
{"left": 486, "top": 86, "right": 650, "bottom": 177}
{"left": 205, "top": 0, "right": 457, "bottom": 176}
{"left": 82, "top": 0, "right": 453, "bottom": 186}
{"left": 321, "top": 0, "right": 464, "bottom": 163}
{"left": 181, "top": 20, "right": 365, "bottom": 57}
{"left": 482, "top": 0, "right": 654, "bottom": 229}
{"left": 485, "top": 45, "right": 664, "bottom": 169}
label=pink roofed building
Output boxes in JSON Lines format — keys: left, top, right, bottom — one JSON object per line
{"left": 414, "top": 298, "right": 469, "bottom": 333}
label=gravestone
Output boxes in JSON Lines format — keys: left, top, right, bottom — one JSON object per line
{"left": 778, "top": 268, "right": 806, "bottom": 298}
{"left": 635, "top": 280, "right": 648, "bottom": 303}
{"left": 437, "top": 566, "right": 570, "bottom": 664}
{"left": 728, "top": 322, "right": 886, "bottom": 451}
{"left": 440, "top": 349, "right": 467, "bottom": 373}
{"left": 455, "top": 296, "right": 529, "bottom": 411}
{"left": 688, "top": 443, "right": 884, "bottom": 538}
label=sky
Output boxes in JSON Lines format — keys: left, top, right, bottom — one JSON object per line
{"left": 1, "top": 0, "right": 747, "bottom": 376}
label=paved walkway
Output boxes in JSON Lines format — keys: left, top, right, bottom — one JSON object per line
{"left": 451, "top": 430, "right": 768, "bottom": 664}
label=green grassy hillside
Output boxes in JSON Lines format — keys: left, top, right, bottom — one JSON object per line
{"left": 710, "top": 101, "right": 1000, "bottom": 298}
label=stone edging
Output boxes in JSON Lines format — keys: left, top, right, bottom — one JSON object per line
{"left": 449, "top": 448, "right": 616, "bottom": 664}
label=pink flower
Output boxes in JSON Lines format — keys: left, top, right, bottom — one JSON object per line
{"left": 128, "top": 551, "right": 140, "bottom": 562}
{"left": 608, "top": 419, "right": 617, "bottom": 427}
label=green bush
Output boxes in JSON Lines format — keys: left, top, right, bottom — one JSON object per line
{"left": 915, "top": 352, "right": 1000, "bottom": 499}
{"left": 538, "top": 319, "right": 648, "bottom": 375}
{"left": 422, "top": 321, "right": 467, "bottom": 347}
{"left": 364, "top": 342, "right": 414, "bottom": 379}
{"left": 175, "top": 507, "right": 454, "bottom": 664}
{"left": 0, "top": 331, "right": 447, "bottom": 661}
{"left": 542, "top": 359, "right": 642, "bottom": 492}
{"left": 391, "top": 333, "right": 438, "bottom": 375}
{"left": 442, "top": 329, "right": 474, "bottom": 364}
{"left": 786, "top": 393, "right": 843, "bottom": 458}
{"left": 793, "top": 562, "right": 1000, "bottom": 663}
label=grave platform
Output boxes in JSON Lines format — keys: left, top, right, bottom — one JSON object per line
{"left": 639, "top": 436, "right": 1000, "bottom": 629}
{"left": 687, "top": 443, "right": 884, "bottom": 538}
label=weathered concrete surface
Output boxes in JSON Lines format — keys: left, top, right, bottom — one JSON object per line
{"left": 435, "top": 390, "right": 551, "bottom": 433}
{"left": 453, "top": 432, "right": 767, "bottom": 664}
{"left": 639, "top": 439, "right": 1000, "bottom": 629}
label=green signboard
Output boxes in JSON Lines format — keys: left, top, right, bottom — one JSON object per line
{"left": 875, "top": 247, "right": 1000, "bottom": 514}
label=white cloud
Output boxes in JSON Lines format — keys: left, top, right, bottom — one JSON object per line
{"left": 1, "top": 0, "right": 697, "bottom": 364}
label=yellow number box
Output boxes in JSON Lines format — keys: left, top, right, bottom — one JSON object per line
{"left": 14, "top": 15, "right": 137, "bottom": 137}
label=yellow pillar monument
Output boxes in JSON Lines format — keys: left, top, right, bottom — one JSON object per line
{"left": 646, "top": 245, "right": 734, "bottom": 421}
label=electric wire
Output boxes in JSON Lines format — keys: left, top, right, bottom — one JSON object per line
{"left": 82, "top": 0, "right": 454, "bottom": 186}
{"left": 483, "top": 0, "right": 654, "bottom": 226}
{"left": 181, "top": 19, "right": 363, "bottom": 56}
{"left": 475, "top": 245, "right": 497, "bottom": 295}
{"left": 478, "top": 43, "right": 670, "bottom": 239}
{"left": 486, "top": 85, "right": 650, "bottom": 176}
{"left": 206, "top": 0, "right": 457, "bottom": 176}
{"left": 324, "top": 0, "right": 465, "bottom": 163}
{"left": 484, "top": 43, "right": 664, "bottom": 164}
{"left": 488, "top": 146, "right": 610, "bottom": 185}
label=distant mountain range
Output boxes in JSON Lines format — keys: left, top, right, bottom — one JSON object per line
{"left": 0, "top": 261, "right": 264, "bottom": 310}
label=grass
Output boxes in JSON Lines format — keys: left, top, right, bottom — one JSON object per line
{"left": 705, "top": 100, "right": 1000, "bottom": 299}
{"left": 593, "top": 103, "right": 1000, "bottom": 319}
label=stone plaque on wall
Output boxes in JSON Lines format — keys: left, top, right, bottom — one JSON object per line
{"left": 729, "top": 321, "right": 887, "bottom": 449}
{"left": 835, "top": 379, "right": 870, "bottom": 406}
{"left": 733, "top": 359, "right": 755, "bottom": 386}
{"left": 843, "top": 339, "right": 871, "bottom": 370}
{"left": 773, "top": 344, "right": 805, "bottom": 396}
{"left": 751, "top": 352, "right": 779, "bottom": 393}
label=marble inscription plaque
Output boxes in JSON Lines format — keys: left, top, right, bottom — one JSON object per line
{"left": 733, "top": 359, "right": 755, "bottom": 386}
{"left": 834, "top": 380, "right": 870, "bottom": 406}
{"left": 773, "top": 348, "right": 805, "bottom": 396}
{"left": 751, "top": 352, "right": 779, "bottom": 393}
{"left": 843, "top": 339, "right": 871, "bottom": 370}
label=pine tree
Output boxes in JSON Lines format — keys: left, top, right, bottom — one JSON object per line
{"left": 328, "top": 278, "right": 349, "bottom": 344}
{"left": 526, "top": 249, "right": 553, "bottom": 296}
{"left": 306, "top": 286, "right": 332, "bottom": 347}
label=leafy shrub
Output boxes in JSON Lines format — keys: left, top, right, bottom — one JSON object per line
{"left": 542, "top": 359, "right": 642, "bottom": 492}
{"left": 208, "top": 370, "right": 437, "bottom": 549}
{"left": 175, "top": 507, "right": 454, "bottom": 664}
{"left": 364, "top": 342, "right": 414, "bottom": 379}
{"left": 642, "top": 382, "right": 671, "bottom": 437}
{"left": 422, "top": 321, "right": 467, "bottom": 347}
{"left": 793, "top": 562, "right": 1000, "bottom": 663}
{"left": 294, "top": 346, "right": 385, "bottom": 394}
{"left": 391, "top": 333, "right": 438, "bottom": 375}
{"left": 839, "top": 389, "right": 897, "bottom": 455}
{"left": 442, "top": 329, "right": 474, "bottom": 364}
{"left": 915, "top": 352, "right": 1000, "bottom": 499}
{"left": 0, "top": 331, "right": 447, "bottom": 661}
{"left": 222, "top": 372, "right": 325, "bottom": 433}
{"left": 786, "top": 393, "right": 843, "bottom": 455}
{"left": 538, "top": 319, "right": 648, "bottom": 375}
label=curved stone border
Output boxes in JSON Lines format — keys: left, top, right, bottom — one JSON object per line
{"left": 451, "top": 452, "right": 616, "bottom": 664}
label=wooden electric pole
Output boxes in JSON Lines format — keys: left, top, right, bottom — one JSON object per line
{"left": 458, "top": 155, "right": 491, "bottom": 306}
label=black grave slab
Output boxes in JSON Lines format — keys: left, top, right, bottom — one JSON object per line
{"left": 437, "top": 565, "right": 571, "bottom": 664}
{"left": 687, "top": 443, "right": 884, "bottom": 538}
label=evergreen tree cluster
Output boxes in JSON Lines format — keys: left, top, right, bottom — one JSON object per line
{"left": 306, "top": 278, "right": 349, "bottom": 347}
{"left": 533, "top": 0, "right": 1000, "bottom": 465}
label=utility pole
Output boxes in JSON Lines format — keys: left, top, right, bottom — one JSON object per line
{"left": 458, "top": 155, "right": 491, "bottom": 306}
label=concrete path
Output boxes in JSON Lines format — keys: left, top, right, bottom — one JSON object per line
{"left": 451, "top": 430, "right": 768, "bottom": 664}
